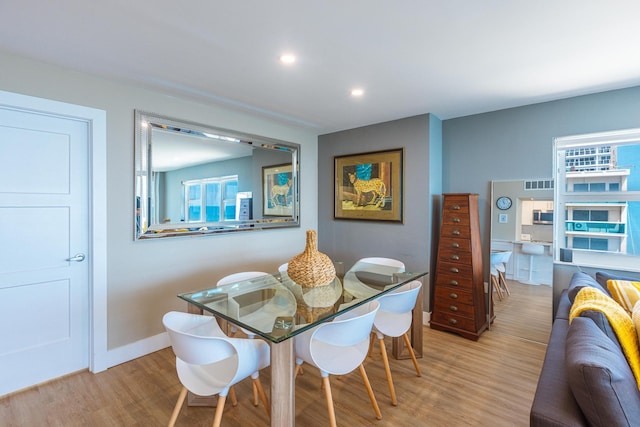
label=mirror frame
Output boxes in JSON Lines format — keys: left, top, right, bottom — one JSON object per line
{"left": 134, "top": 110, "right": 300, "bottom": 240}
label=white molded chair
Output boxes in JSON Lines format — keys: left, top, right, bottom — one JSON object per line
{"left": 162, "top": 311, "right": 270, "bottom": 427}
{"left": 217, "top": 271, "right": 269, "bottom": 406}
{"left": 294, "top": 300, "right": 382, "bottom": 427}
{"left": 370, "top": 280, "right": 422, "bottom": 406}
{"left": 490, "top": 251, "right": 512, "bottom": 301}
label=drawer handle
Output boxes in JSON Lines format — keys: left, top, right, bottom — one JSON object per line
{"left": 448, "top": 318, "right": 458, "bottom": 325}
{"left": 452, "top": 230, "right": 461, "bottom": 236}
{"left": 452, "top": 218, "right": 461, "bottom": 223}
{"left": 450, "top": 267, "right": 459, "bottom": 273}
{"left": 450, "top": 255, "right": 460, "bottom": 261}
{"left": 452, "top": 205, "right": 461, "bottom": 210}
{"left": 449, "top": 305, "right": 458, "bottom": 312}
{"left": 449, "top": 293, "right": 458, "bottom": 299}
{"left": 452, "top": 242, "right": 460, "bottom": 248}
{"left": 448, "top": 280, "right": 458, "bottom": 286}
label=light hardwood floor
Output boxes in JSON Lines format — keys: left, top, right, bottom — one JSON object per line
{"left": 0, "top": 281, "right": 550, "bottom": 426}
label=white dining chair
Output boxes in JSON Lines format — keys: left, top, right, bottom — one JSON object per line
{"left": 162, "top": 311, "right": 270, "bottom": 427}
{"left": 490, "top": 251, "right": 512, "bottom": 300}
{"left": 369, "top": 280, "right": 422, "bottom": 406}
{"left": 343, "top": 257, "right": 406, "bottom": 300}
{"left": 294, "top": 300, "right": 382, "bottom": 427}
{"left": 217, "top": 271, "right": 269, "bottom": 406}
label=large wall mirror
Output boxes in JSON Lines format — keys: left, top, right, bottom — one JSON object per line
{"left": 134, "top": 110, "right": 300, "bottom": 240}
{"left": 489, "top": 179, "right": 554, "bottom": 343}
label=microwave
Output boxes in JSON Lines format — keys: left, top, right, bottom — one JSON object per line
{"left": 533, "top": 210, "right": 553, "bottom": 224}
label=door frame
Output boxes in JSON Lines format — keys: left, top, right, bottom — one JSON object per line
{"left": 0, "top": 90, "right": 108, "bottom": 373}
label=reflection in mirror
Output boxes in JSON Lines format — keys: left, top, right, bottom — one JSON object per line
{"left": 489, "top": 179, "right": 553, "bottom": 343}
{"left": 134, "top": 110, "right": 300, "bottom": 239}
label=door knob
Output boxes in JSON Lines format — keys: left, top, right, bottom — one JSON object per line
{"left": 67, "top": 253, "right": 86, "bottom": 262}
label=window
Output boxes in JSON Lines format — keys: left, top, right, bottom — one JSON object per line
{"left": 554, "top": 128, "right": 640, "bottom": 271}
{"left": 183, "top": 175, "right": 238, "bottom": 223}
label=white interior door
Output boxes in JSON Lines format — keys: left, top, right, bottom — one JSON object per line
{"left": 0, "top": 105, "right": 89, "bottom": 396}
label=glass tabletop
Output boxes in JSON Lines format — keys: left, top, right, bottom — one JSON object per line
{"left": 178, "top": 261, "right": 428, "bottom": 343}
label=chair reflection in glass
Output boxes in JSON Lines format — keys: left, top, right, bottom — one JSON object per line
{"left": 162, "top": 311, "right": 270, "bottom": 427}
{"left": 490, "top": 251, "right": 512, "bottom": 301}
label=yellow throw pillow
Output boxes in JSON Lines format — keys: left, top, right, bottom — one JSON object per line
{"left": 608, "top": 280, "right": 640, "bottom": 313}
{"left": 633, "top": 301, "right": 640, "bottom": 345}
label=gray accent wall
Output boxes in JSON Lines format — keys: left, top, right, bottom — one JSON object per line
{"left": 318, "top": 114, "right": 442, "bottom": 310}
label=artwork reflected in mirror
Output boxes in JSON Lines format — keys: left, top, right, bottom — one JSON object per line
{"left": 134, "top": 110, "right": 300, "bottom": 239}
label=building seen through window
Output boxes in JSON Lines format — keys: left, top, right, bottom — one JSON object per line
{"left": 554, "top": 128, "right": 640, "bottom": 271}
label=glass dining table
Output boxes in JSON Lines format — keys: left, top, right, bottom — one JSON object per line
{"left": 178, "top": 260, "right": 428, "bottom": 427}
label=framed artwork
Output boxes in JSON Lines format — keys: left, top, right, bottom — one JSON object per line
{"left": 263, "top": 163, "right": 294, "bottom": 216}
{"left": 334, "top": 148, "right": 403, "bottom": 222}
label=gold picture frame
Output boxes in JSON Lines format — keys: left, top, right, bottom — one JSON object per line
{"left": 334, "top": 148, "right": 403, "bottom": 222}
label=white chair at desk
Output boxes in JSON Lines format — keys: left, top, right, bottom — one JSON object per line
{"left": 520, "top": 243, "right": 545, "bottom": 285}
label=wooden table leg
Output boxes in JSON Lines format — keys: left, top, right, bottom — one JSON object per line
{"left": 392, "top": 280, "right": 424, "bottom": 359}
{"left": 270, "top": 339, "right": 295, "bottom": 426}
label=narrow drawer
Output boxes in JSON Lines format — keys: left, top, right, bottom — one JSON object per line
{"left": 432, "top": 311, "right": 477, "bottom": 331}
{"left": 438, "top": 247, "right": 472, "bottom": 265}
{"left": 441, "top": 213, "right": 470, "bottom": 227}
{"left": 440, "top": 224, "right": 471, "bottom": 239}
{"left": 443, "top": 197, "right": 470, "bottom": 214}
{"left": 435, "top": 273, "right": 474, "bottom": 289}
{"left": 436, "top": 261, "right": 473, "bottom": 279}
{"left": 438, "top": 237, "right": 472, "bottom": 252}
{"left": 434, "top": 286, "right": 474, "bottom": 305}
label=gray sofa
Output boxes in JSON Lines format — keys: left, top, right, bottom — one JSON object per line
{"left": 530, "top": 271, "right": 640, "bottom": 427}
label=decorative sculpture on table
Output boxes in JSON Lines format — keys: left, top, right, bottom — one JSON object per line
{"left": 287, "top": 230, "right": 336, "bottom": 288}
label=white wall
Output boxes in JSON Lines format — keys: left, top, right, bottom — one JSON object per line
{"left": 0, "top": 50, "right": 318, "bottom": 361}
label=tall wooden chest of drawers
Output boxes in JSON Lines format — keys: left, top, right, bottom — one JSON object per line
{"left": 430, "top": 193, "right": 488, "bottom": 341}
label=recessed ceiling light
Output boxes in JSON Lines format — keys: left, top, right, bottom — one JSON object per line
{"left": 350, "top": 88, "right": 364, "bottom": 97}
{"left": 280, "top": 54, "right": 296, "bottom": 64}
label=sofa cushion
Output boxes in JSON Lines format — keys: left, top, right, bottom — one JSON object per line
{"left": 633, "top": 302, "right": 640, "bottom": 344}
{"left": 570, "top": 286, "right": 640, "bottom": 387}
{"left": 566, "top": 317, "right": 640, "bottom": 427}
{"left": 608, "top": 280, "right": 640, "bottom": 313}
{"left": 596, "top": 271, "right": 640, "bottom": 289}
{"left": 530, "top": 318, "right": 587, "bottom": 427}
{"left": 568, "top": 272, "right": 610, "bottom": 303}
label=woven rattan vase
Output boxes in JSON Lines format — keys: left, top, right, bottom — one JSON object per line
{"left": 287, "top": 230, "right": 336, "bottom": 288}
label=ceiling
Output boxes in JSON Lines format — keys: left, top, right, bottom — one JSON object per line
{"left": 1, "top": 1, "right": 639, "bottom": 134}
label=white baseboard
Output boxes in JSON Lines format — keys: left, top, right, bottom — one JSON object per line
{"left": 422, "top": 311, "right": 431, "bottom": 325}
{"left": 101, "top": 332, "right": 170, "bottom": 371}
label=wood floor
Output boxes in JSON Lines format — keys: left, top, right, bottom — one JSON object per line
{"left": 0, "top": 281, "right": 550, "bottom": 426}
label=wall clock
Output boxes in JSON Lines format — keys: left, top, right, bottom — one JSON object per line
{"left": 496, "top": 196, "right": 512, "bottom": 210}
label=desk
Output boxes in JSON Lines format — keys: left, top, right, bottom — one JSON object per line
{"left": 178, "top": 262, "right": 427, "bottom": 427}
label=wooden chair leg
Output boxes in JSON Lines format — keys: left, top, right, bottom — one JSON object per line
{"left": 402, "top": 332, "right": 422, "bottom": 377}
{"left": 251, "top": 381, "right": 259, "bottom": 406}
{"left": 378, "top": 337, "right": 397, "bottom": 406}
{"left": 491, "top": 275, "right": 503, "bottom": 301}
{"left": 322, "top": 376, "right": 337, "bottom": 427}
{"left": 212, "top": 394, "right": 226, "bottom": 427}
{"left": 253, "top": 377, "right": 270, "bottom": 417}
{"left": 499, "top": 271, "right": 511, "bottom": 296}
{"left": 367, "top": 332, "right": 376, "bottom": 357}
{"left": 168, "top": 386, "right": 188, "bottom": 427}
{"left": 358, "top": 364, "right": 382, "bottom": 420}
{"left": 229, "top": 386, "right": 238, "bottom": 407}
